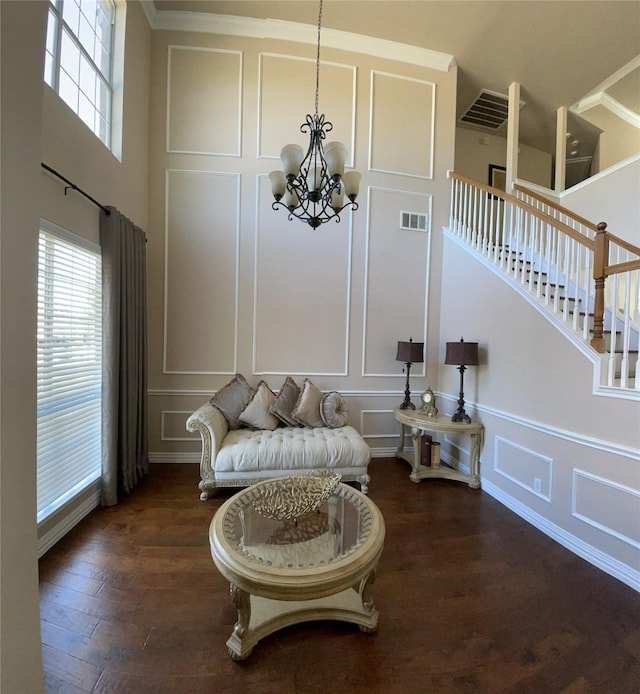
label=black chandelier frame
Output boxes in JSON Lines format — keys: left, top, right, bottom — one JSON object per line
{"left": 271, "top": 113, "right": 359, "bottom": 229}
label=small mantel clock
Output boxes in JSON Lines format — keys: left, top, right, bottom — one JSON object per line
{"left": 419, "top": 386, "right": 438, "bottom": 417}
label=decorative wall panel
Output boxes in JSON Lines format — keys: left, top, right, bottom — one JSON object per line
{"left": 494, "top": 436, "right": 552, "bottom": 501}
{"left": 258, "top": 53, "right": 356, "bottom": 164}
{"left": 369, "top": 71, "right": 435, "bottom": 178}
{"left": 161, "top": 411, "right": 194, "bottom": 441}
{"left": 362, "top": 187, "right": 431, "bottom": 376}
{"left": 164, "top": 170, "right": 240, "bottom": 374}
{"left": 253, "top": 176, "right": 351, "bottom": 376}
{"left": 361, "top": 409, "right": 399, "bottom": 438}
{"left": 573, "top": 470, "right": 640, "bottom": 549}
{"left": 167, "top": 46, "right": 242, "bottom": 155}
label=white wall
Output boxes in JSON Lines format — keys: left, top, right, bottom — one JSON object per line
{"left": 439, "top": 234, "right": 640, "bottom": 589}
{"left": 145, "top": 25, "right": 458, "bottom": 460}
{"left": 0, "top": 2, "right": 152, "bottom": 688}
{"left": 559, "top": 155, "right": 640, "bottom": 245}
{"left": 0, "top": 3, "right": 46, "bottom": 691}
{"left": 455, "top": 127, "right": 553, "bottom": 189}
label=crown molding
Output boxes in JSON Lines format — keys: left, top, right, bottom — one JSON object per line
{"left": 572, "top": 92, "right": 640, "bottom": 129}
{"left": 139, "top": 4, "right": 455, "bottom": 73}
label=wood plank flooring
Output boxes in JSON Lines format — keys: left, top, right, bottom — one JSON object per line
{"left": 39, "top": 458, "right": 640, "bottom": 693}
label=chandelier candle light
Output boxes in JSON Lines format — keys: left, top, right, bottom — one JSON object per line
{"left": 269, "top": 0, "right": 361, "bottom": 228}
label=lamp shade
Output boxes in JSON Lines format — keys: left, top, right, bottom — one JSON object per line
{"left": 445, "top": 338, "right": 479, "bottom": 366}
{"left": 324, "top": 141, "right": 347, "bottom": 177}
{"left": 396, "top": 339, "right": 424, "bottom": 364}
{"left": 342, "top": 171, "right": 361, "bottom": 200}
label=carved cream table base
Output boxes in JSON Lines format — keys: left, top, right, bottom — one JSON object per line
{"left": 209, "top": 480, "right": 385, "bottom": 661}
{"left": 394, "top": 407, "right": 483, "bottom": 489}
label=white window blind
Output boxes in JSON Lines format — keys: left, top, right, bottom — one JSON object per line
{"left": 37, "top": 224, "right": 102, "bottom": 523}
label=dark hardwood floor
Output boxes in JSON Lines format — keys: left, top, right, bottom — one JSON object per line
{"left": 39, "top": 458, "right": 640, "bottom": 693}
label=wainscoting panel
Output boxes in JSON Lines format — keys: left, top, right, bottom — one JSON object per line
{"left": 167, "top": 46, "right": 242, "bottom": 155}
{"left": 494, "top": 435, "right": 553, "bottom": 502}
{"left": 252, "top": 175, "right": 352, "bottom": 376}
{"left": 161, "top": 411, "right": 195, "bottom": 442}
{"left": 360, "top": 408, "right": 399, "bottom": 439}
{"left": 362, "top": 187, "right": 430, "bottom": 376}
{"left": 164, "top": 169, "right": 240, "bottom": 374}
{"left": 258, "top": 53, "right": 356, "bottom": 162}
{"left": 573, "top": 470, "right": 640, "bottom": 550}
{"left": 369, "top": 70, "right": 435, "bottom": 178}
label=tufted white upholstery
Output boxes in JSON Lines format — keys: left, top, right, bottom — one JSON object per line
{"left": 217, "top": 425, "right": 369, "bottom": 473}
{"left": 186, "top": 402, "right": 371, "bottom": 500}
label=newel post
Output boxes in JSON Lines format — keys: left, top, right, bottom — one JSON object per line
{"left": 591, "top": 222, "right": 608, "bottom": 353}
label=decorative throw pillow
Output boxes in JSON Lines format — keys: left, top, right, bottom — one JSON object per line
{"left": 292, "top": 378, "right": 325, "bottom": 428}
{"left": 209, "top": 374, "right": 254, "bottom": 429}
{"left": 239, "top": 381, "right": 280, "bottom": 430}
{"left": 269, "top": 376, "right": 301, "bottom": 427}
{"left": 320, "top": 391, "right": 348, "bottom": 428}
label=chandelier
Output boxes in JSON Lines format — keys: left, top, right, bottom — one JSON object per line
{"left": 269, "top": 0, "right": 361, "bottom": 228}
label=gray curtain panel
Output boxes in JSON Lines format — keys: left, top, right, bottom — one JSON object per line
{"left": 100, "top": 207, "right": 148, "bottom": 506}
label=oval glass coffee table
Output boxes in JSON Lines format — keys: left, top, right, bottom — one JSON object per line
{"left": 209, "top": 478, "right": 385, "bottom": 660}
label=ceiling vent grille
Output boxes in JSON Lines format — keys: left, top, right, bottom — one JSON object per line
{"left": 459, "top": 89, "right": 523, "bottom": 130}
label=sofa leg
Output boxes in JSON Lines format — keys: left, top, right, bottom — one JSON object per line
{"left": 359, "top": 474, "right": 371, "bottom": 495}
{"left": 199, "top": 480, "right": 218, "bottom": 501}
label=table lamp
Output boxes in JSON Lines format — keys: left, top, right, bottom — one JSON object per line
{"left": 444, "top": 337, "right": 479, "bottom": 423}
{"left": 396, "top": 337, "right": 424, "bottom": 409}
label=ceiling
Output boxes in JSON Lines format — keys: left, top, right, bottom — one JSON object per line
{"left": 151, "top": 1, "right": 640, "bottom": 155}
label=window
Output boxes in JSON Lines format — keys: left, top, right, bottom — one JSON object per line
{"left": 44, "top": 0, "right": 116, "bottom": 148}
{"left": 37, "top": 222, "right": 102, "bottom": 524}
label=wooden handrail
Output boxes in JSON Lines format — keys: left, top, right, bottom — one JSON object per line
{"left": 451, "top": 172, "right": 640, "bottom": 357}
{"left": 513, "top": 182, "right": 640, "bottom": 260}
{"left": 513, "top": 183, "right": 598, "bottom": 231}
{"left": 450, "top": 172, "right": 594, "bottom": 250}
{"left": 607, "top": 234, "right": 640, "bottom": 257}
{"left": 606, "top": 259, "right": 640, "bottom": 276}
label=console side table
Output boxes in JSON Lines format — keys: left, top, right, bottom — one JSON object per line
{"left": 393, "top": 407, "right": 483, "bottom": 489}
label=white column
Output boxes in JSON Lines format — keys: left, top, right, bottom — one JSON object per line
{"left": 555, "top": 106, "right": 567, "bottom": 192}
{"left": 506, "top": 81, "right": 520, "bottom": 193}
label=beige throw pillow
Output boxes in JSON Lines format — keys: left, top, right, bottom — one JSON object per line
{"left": 239, "top": 381, "right": 280, "bottom": 430}
{"left": 209, "top": 374, "right": 254, "bottom": 429}
{"left": 321, "top": 391, "right": 348, "bottom": 428}
{"left": 269, "top": 376, "right": 301, "bottom": 427}
{"left": 292, "top": 378, "right": 325, "bottom": 428}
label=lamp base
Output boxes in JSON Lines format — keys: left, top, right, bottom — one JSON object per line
{"left": 399, "top": 364, "right": 415, "bottom": 410}
{"left": 451, "top": 409, "right": 471, "bottom": 423}
{"left": 451, "top": 392, "right": 471, "bottom": 423}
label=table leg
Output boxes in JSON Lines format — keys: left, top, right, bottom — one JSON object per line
{"left": 228, "top": 584, "right": 252, "bottom": 660}
{"left": 468, "top": 431, "right": 482, "bottom": 489}
{"left": 356, "top": 565, "right": 379, "bottom": 633}
{"left": 409, "top": 426, "right": 421, "bottom": 483}
{"left": 396, "top": 421, "right": 406, "bottom": 456}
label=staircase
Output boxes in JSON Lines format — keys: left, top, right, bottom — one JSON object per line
{"left": 448, "top": 172, "right": 640, "bottom": 396}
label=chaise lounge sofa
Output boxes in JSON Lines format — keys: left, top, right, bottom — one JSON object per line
{"left": 186, "top": 375, "right": 371, "bottom": 501}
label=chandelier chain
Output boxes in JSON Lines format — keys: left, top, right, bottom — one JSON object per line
{"left": 269, "top": 0, "right": 360, "bottom": 228}
{"left": 314, "top": 0, "right": 323, "bottom": 116}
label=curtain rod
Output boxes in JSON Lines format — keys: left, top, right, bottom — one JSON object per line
{"left": 41, "top": 162, "right": 110, "bottom": 215}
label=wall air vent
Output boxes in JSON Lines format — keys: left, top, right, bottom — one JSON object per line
{"left": 400, "top": 211, "right": 428, "bottom": 231}
{"left": 459, "top": 89, "right": 524, "bottom": 130}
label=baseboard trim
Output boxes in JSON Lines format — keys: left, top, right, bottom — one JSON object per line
{"left": 149, "top": 452, "right": 200, "bottom": 463}
{"left": 482, "top": 478, "right": 640, "bottom": 593}
{"left": 38, "top": 491, "right": 101, "bottom": 558}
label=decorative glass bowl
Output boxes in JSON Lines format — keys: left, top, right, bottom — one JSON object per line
{"left": 252, "top": 471, "right": 342, "bottom": 522}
